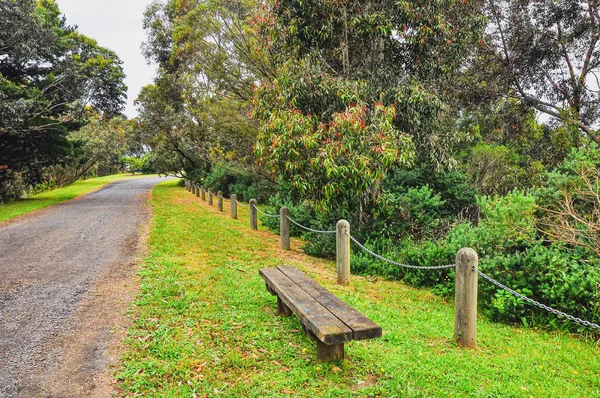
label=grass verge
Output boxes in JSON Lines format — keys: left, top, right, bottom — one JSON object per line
{"left": 117, "top": 179, "right": 600, "bottom": 397}
{"left": 0, "top": 174, "right": 154, "bottom": 222}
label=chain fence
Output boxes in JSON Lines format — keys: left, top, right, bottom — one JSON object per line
{"left": 286, "top": 215, "right": 337, "bottom": 234}
{"left": 476, "top": 269, "right": 600, "bottom": 330}
{"left": 349, "top": 235, "right": 457, "bottom": 270}
{"left": 254, "top": 205, "right": 280, "bottom": 218}
{"left": 235, "top": 199, "right": 249, "bottom": 207}
{"left": 184, "top": 181, "right": 599, "bottom": 331}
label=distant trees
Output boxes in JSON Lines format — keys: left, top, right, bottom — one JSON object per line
{"left": 482, "top": 0, "right": 600, "bottom": 146}
{"left": 136, "top": 0, "right": 260, "bottom": 179}
{"left": 0, "top": 0, "right": 127, "bottom": 201}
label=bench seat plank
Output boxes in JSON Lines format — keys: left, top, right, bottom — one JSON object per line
{"left": 259, "top": 268, "right": 352, "bottom": 345}
{"left": 277, "top": 266, "right": 382, "bottom": 341}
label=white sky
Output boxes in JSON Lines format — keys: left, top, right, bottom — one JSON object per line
{"left": 56, "top": 0, "right": 157, "bottom": 118}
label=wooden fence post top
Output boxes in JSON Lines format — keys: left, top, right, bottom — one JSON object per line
{"left": 336, "top": 219, "right": 350, "bottom": 231}
{"left": 456, "top": 248, "right": 478, "bottom": 265}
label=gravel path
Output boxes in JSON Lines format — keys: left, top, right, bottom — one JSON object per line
{"left": 0, "top": 177, "right": 166, "bottom": 397}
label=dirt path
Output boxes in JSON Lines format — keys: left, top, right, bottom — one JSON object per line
{"left": 0, "top": 177, "right": 166, "bottom": 397}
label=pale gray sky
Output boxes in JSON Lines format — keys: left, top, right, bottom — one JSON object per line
{"left": 56, "top": 0, "right": 157, "bottom": 118}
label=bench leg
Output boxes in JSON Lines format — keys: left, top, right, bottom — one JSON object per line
{"left": 277, "top": 296, "right": 292, "bottom": 316}
{"left": 317, "top": 341, "right": 344, "bottom": 362}
{"left": 266, "top": 283, "right": 276, "bottom": 296}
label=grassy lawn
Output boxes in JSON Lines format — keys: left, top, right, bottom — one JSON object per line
{"left": 117, "top": 179, "right": 600, "bottom": 397}
{"left": 0, "top": 174, "right": 154, "bottom": 222}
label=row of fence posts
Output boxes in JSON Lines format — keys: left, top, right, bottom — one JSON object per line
{"left": 184, "top": 180, "right": 478, "bottom": 348}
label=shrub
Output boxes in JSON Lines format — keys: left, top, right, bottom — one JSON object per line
{"left": 194, "top": 164, "right": 276, "bottom": 203}
{"left": 351, "top": 191, "right": 599, "bottom": 334}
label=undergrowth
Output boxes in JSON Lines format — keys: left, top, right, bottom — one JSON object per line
{"left": 117, "top": 179, "right": 600, "bottom": 397}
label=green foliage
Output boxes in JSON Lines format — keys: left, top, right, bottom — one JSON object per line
{"left": 475, "top": 192, "right": 537, "bottom": 252}
{"left": 535, "top": 144, "right": 600, "bottom": 256}
{"left": 467, "top": 143, "right": 523, "bottom": 195}
{"left": 117, "top": 181, "right": 600, "bottom": 397}
{"left": 195, "top": 164, "right": 275, "bottom": 204}
{"left": 254, "top": 101, "right": 414, "bottom": 205}
{"left": 481, "top": 0, "right": 600, "bottom": 146}
{"left": 0, "top": 0, "right": 127, "bottom": 201}
{"left": 374, "top": 186, "right": 446, "bottom": 240}
{"left": 122, "top": 154, "right": 155, "bottom": 175}
{"left": 351, "top": 191, "right": 599, "bottom": 334}
{"left": 138, "top": 0, "right": 600, "bottom": 337}
{"left": 137, "top": 0, "right": 262, "bottom": 181}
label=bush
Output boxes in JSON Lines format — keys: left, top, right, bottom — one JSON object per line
{"left": 192, "top": 164, "right": 276, "bottom": 203}
{"left": 351, "top": 191, "right": 599, "bottom": 334}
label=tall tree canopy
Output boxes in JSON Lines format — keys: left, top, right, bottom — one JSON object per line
{"left": 252, "top": 0, "right": 485, "bottom": 210}
{"left": 137, "top": 0, "right": 261, "bottom": 179}
{"left": 482, "top": 0, "right": 600, "bottom": 145}
{"left": 0, "top": 0, "right": 127, "bottom": 200}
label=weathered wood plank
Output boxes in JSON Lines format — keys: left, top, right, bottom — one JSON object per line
{"left": 259, "top": 268, "right": 352, "bottom": 345}
{"left": 277, "top": 265, "right": 382, "bottom": 341}
{"left": 317, "top": 340, "right": 344, "bottom": 362}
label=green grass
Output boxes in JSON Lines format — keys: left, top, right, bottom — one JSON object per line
{"left": 117, "top": 179, "right": 600, "bottom": 397}
{"left": 0, "top": 174, "right": 153, "bottom": 222}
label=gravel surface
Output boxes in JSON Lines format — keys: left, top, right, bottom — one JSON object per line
{"left": 0, "top": 177, "right": 165, "bottom": 397}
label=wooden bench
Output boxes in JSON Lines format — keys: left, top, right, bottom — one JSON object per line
{"left": 259, "top": 265, "right": 382, "bottom": 362}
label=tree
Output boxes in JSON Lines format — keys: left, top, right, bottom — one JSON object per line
{"left": 137, "top": 0, "right": 262, "bottom": 179}
{"left": 537, "top": 144, "right": 600, "bottom": 256}
{"left": 251, "top": 0, "right": 486, "bottom": 213}
{"left": 0, "top": 0, "right": 127, "bottom": 200}
{"left": 482, "top": 0, "right": 600, "bottom": 146}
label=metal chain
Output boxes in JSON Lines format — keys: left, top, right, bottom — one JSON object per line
{"left": 476, "top": 269, "right": 600, "bottom": 330}
{"left": 350, "top": 235, "right": 457, "bottom": 270}
{"left": 254, "top": 205, "right": 280, "bottom": 218}
{"left": 286, "top": 215, "right": 337, "bottom": 234}
{"left": 235, "top": 199, "right": 249, "bottom": 207}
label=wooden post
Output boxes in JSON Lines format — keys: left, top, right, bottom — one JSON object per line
{"left": 217, "top": 191, "right": 223, "bottom": 212}
{"left": 185, "top": 180, "right": 189, "bottom": 191}
{"left": 336, "top": 220, "right": 350, "bottom": 285}
{"left": 231, "top": 194, "right": 238, "bottom": 219}
{"left": 195, "top": 184, "right": 200, "bottom": 197}
{"left": 280, "top": 207, "right": 290, "bottom": 250}
{"left": 317, "top": 341, "right": 344, "bottom": 362}
{"left": 208, "top": 189, "right": 213, "bottom": 206}
{"left": 454, "top": 248, "right": 478, "bottom": 348}
{"left": 277, "top": 296, "right": 292, "bottom": 316}
{"left": 249, "top": 199, "right": 257, "bottom": 230}
{"left": 201, "top": 187, "right": 206, "bottom": 201}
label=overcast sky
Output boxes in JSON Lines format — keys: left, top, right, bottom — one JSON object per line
{"left": 56, "top": 0, "right": 157, "bottom": 118}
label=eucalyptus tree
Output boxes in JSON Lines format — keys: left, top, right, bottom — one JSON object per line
{"left": 251, "top": 0, "right": 486, "bottom": 214}
{"left": 482, "top": 0, "right": 600, "bottom": 146}
{"left": 138, "top": 0, "right": 263, "bottom": 178}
